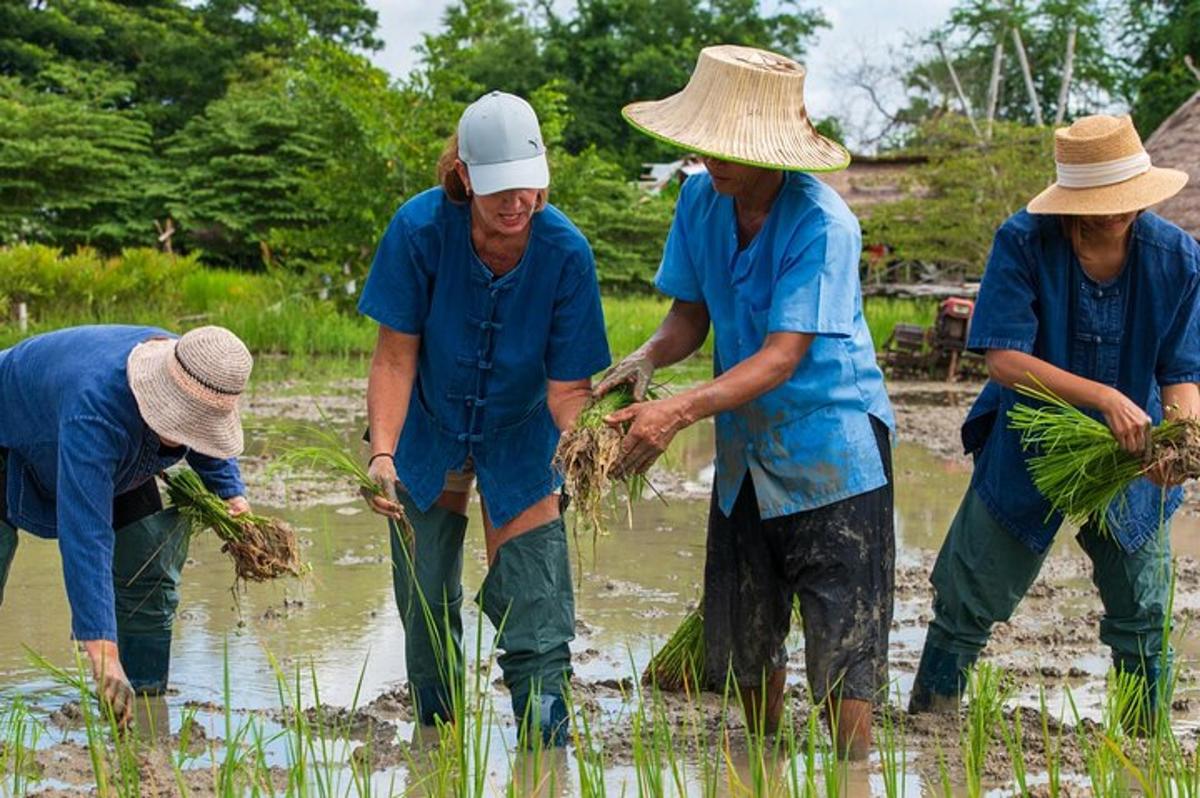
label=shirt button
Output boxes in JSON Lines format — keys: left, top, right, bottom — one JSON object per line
{"left": 1094, "top": 335, "right": 1102, "bottom": 343}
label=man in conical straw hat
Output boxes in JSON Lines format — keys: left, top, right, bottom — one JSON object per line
{"left": 0, "top": 324, "right": 255, "bottom": 725}
{"left": 594, "top": 44, "right": 895, "bottom": 759}
{"left": 909, "top": 115, "right": 1199, "bottom": 728}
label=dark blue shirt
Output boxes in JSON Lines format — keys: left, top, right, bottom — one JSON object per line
{"left": 358, "top": 189, "right": 611, "bottom": 526}
{"left": 963, "top": 211, "right": 1200, "bottom": 553}
{"left": 0, "top": 325, "right": 245, "bottom": 641}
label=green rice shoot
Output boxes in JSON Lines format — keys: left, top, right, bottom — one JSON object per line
{"left": 1008, "top": 377, "right": 1200, "bottom": 531}
{"left": 642, "top": 607, "right": 705, "bottom": 692}
{"left": 162, "top": 468, "right": 303, "bottom": 582}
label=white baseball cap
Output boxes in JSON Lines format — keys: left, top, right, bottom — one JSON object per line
{"left": 457, "top": 91, "right": 550, "bottom": 196}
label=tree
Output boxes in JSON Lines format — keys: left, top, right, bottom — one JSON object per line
{"left": 1124, "top": 0, "right": 1200, "bottom": 135}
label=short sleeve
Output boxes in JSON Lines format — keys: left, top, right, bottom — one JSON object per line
{"left": 653, "top": 203, "right": 704, "bottom": 303}
{"left": 967, "top": 225, "right": 1039, "bottom": 354}
{"left": 545, "top": 249, "right": 612, "bottom": 381}
{"left": 357, "top": 211, "right": 433, "bottom": 334}
{"left": 767, "top": 217, "right": 860, "bottom": 337}
{"left": 1157, "top": 271, "right": 1200, "bottom": 385}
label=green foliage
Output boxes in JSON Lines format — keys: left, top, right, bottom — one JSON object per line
{"left": 863, "top": 118, "right": 1055, "bottom": 276}
{"left": 1124, "top": 0, "right": 1200, "bottom": 134}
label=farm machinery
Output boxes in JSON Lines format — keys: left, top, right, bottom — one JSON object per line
{"left": 877, "top": 297, "right": 987, "bottom": 382}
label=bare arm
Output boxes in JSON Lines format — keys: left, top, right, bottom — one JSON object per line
{"left": 593, "top": 299, "right": 711, "bottom": 399}
{"left": 986, "top": 349, "right": 1151, "bottom": 454}
{"left": 547, "top": 378, "right": 593, "bottom": 431}
{"left": 607, "top": 332, "right": 813, "bottom": 475}
{"left": 1162, "top": 382, "right": 1200, "bottom": 422}
{"left": 364, "top": 326, "right": 419, "bottom": 517}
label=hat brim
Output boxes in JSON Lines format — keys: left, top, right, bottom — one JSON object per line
{"left": 621, "top": 101, "right": 851, "bottom": 173}
{"left": 1027, "top": 166, "right": 1188, "bottom": 215}
{"left": 127, "top": 339, "right": 244, "bottom": 459}
{"left": 467, "top": 154, "right": 550, "bottom": 196}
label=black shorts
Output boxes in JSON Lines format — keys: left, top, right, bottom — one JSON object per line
{"left": 703, "top": 416, "right": 895, "bottom": 702}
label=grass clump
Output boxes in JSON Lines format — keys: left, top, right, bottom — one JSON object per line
{"left": 642, "top": 607, "right": 705, "bottom": 692}
{"left": 163, "top": 469, "right": 303, "bottom": 582}
{"left": 1008, "top": 378, "right": 1200, "bottom": 530}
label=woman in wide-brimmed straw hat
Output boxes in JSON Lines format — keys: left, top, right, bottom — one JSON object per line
{"left": 596, "top": 44, "right": 895, "bottom": 760}
{"left": 0, "top": 324, "right": 254, "bottom": 725}
{"left": 910, "top": 114, "right": 1200, "bottom": 728}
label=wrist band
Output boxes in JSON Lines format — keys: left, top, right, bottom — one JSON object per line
{"left": 368, "top": 452, "right": 393, "bottom": 466}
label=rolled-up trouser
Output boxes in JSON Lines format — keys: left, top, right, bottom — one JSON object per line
{"left": 917, "top": 487, "right": 1171, "bottom": 710}
{"left": 391, "top": 491, "right": 467, "bottom": 726}
{"left": 477, "top": 518, "right": 574, "bottom": 746}
{"left": 0, "top": 450, "right": 187, "bottom": 694}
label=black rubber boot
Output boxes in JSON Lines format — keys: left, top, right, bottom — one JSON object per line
{"left": 908, "top": 640, "right": 976, "bottom": 714}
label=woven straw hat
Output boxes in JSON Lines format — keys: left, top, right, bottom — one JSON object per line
{"left": 1027, "top": 114, "right": 1188, "bottom": 215}
{"left": 127, "top": 326, "right": 252, "bottom": 459}
{"left": 622, "top": 44, "right": 850, "bottom": 172}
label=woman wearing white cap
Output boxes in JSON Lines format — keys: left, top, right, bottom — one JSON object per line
{"left": 909, "top": 115, "right": 1200, "bottom": 727}
{"left": 0, "top": 324, "right": 254, "bottom": 724}
{"left": 357, "top": 91, "right": 610, "bottom": 746}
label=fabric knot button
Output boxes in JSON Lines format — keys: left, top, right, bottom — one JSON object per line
{"left": 465, "top": 396, "right": 487, "bottom": 407}
{"left": 478, "top": 320, "right": 504, "bottom": 331}
{"left": 456, "top": 432, "right": 485, "bottom": 443}
{"left": 1094, "top": 335, "right": 1103, "bottom": 343}
{"left": 476, "top": 359, "right": 493, "bottom": 370}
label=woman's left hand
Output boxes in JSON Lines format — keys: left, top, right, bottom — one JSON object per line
{"left": 225, "top": 495, "right": 252, "bottom": 516}
{"left": 606, "top": 397, "right": 690, "bottom": 477}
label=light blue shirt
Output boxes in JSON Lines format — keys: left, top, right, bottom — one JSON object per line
{"left": 656, "top": 172, "right": 894, "bottom": 519}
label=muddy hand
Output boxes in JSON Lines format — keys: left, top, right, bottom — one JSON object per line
{"left": 84, "top": 640, "right": 134, "bottom": 727}
{"left": 594, "top": 352, "right": 654, "bottom": 401}
{"left": 606, "top": 397, "right": 686, "bottom": 477}
{"left": 1100, "top": 387, "right": 1152, "bottom": 455}
{"left": 365, "top": 454, "right": 406, "bottom": 520}
{"left": 225, "top": 495, "right": 252, "bottom": 516}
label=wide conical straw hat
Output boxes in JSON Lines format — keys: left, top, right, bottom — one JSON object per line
{"left": 1027, "top": 114, "right": 1187, "bottom": 215}
{"left": 622, "top": 44, "right": 849, "bottom": 172}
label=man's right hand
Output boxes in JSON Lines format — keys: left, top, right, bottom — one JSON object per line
{"left": 83, "top": 639, "right": 133, "bottom": 727}
{"left": 364, "top": 454, "right": 407, "bottom": 521}
{"left": 594, "top": 352, "right": 655, "bottom": 401}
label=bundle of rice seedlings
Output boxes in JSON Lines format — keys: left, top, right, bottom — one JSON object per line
{"left": 1008, "top": 379, "right": 1200, "bottom": 530}
{"left": 554, "top": 385, "right": 656, "bottom": 570}
{"left": 162, "top": 469, "right": 303, "bottom": 582}
{"left": 267, "top": 422, "right": 414, "bottom": 545}
{"left": 642, "top": 607, "right": 704, "bottom": 692}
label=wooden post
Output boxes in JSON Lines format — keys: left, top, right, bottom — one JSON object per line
{"left": 937, "top": 40, "right": 983, "bottom": 139}
{"left": 1054, "top": 23, "right": 1077, "bottom": 125}
{"left": 1011, "top": 27, "right": 1044, "bottom": 126}
{"left": 985, "top": 40, "right": 1005, "bottom": 138}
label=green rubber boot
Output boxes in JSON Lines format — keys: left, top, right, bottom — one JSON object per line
{"left": 0, "top": 520, "right": 17, "bottom": 607}
{"left": 391, "top": 493, "right": 468, "bottom": 726}
{"left": 477, "top": 518, "right": 574, "bottom": 747}
{"left": 112, "top": 508, "right": 191, "bottom": 695}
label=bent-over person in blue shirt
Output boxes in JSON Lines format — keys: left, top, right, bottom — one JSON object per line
{"left": 0, "top": 325, "right": 253, "bottom": 725}
{"left": 909, "top": 116, "right": 1200, "bottom": 730}
{"left": 357, "top": 92, "right": 610, "bottom": 748}
{"left": 597, "top": 46, "right": 895, "bottom": 760}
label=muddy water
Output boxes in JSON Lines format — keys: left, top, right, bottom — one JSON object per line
{"left": 5, "top": 384, "right": 1200, "bottom": 795}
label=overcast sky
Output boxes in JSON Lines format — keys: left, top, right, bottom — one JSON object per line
{"left": 363, "top": 0, "right": 959, "bottom": 148}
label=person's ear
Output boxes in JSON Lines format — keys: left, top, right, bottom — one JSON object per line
{"left": 455, "top": 160, "right": 473, "bottom": 196}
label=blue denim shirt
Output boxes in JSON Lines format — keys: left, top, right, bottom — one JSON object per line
{"left": 358, "top": 189, "right": 611, "bottom": 526}
{"left": 0, "top": 325, "right": 245, "bottom": 641}
{"left": 963, "top": 211, "right": 1200, "bottom": 554}
{"left": 656, "top": 172, "right": 894, "bottom": 518}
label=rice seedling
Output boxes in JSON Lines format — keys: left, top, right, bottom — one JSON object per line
{"left": 961, "top": 662, "right": 1009, "bottom": 798}
{"left": 1009, "top": 378, "right": 1200, "bottom": 530}
{"left": 642, "top": 605, "right": 705, "bottom": 692}
{"left": 0, "top": 695, "right": 44, "bottom": 794}
{"left": 1039, "top": 685, "right": 1065, "bottom": 798}
{"left": 876, "top": 683, "right": 907, "bottom": 798}
{"left": 163, "top": 468, "right": 304, "bottom": 581}
{"left": 555, "top": 384, "right": 662, "bottom": 572}
{"left": 268, "top": 421, "right": 416, "bottom": 546}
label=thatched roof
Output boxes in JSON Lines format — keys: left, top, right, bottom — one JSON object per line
{"left": 817, "top": 154, "right": 927, "bottom": 212}
{"left": 1146, "top": 90, "right": 1200, "bottom": 239}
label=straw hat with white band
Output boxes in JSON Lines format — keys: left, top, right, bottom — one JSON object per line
{"left": 127, "top": 326, "right": 253, "bottom": 459}
{"left": 622, "top": 44, "right": 850, "bottom": 173}
{"left": 1028, "top": 114, "right": 1188, "bottom": 216}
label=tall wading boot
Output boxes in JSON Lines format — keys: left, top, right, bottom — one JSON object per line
{"left": 112, "top": 509, "right": 191, "bottom": 695}
{"left": 907, "top": 640, "right": 977, "bottom": 714}
{"left": 477, "top": 518, "right": 574, "bottom": 748}
{"left": 0, "top": 520, "right": 17, "bottom": 608}
{"left": 739, "top": 666, "right": 786, "bottom": 737}
{"left": 391, "top": 494, "right": 467, "bottom": 727}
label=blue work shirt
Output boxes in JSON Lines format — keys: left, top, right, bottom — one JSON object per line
{"left": 963, "top": 211, "right": 1200, "bottom": 554}
{"left": 358, "top": 188, "right": 611, "bottom": 526}
{"left": 0, "top": 325, "right": 245, "bottom": 641}
{"left": 656, "top": 171, "right": 895, "bottom": 519}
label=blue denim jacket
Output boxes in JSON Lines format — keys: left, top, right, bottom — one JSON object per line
{"left": 656, "top": 172, "right": 894, "bottom": 518}
{"left": 0, "top": 325, "right": 245, "bottom": 640}
{"left": 963, "top": 211, "right": 1200, "bottom": 553}
{"left": 359, "top": 189, "right": 611, "bottom": 526}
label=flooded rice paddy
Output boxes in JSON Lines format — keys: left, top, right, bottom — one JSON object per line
{"left": 5, "top": 377, "right": 1200, "bottom": 795}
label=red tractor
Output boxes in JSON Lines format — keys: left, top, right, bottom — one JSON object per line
{"left": 877, "top": 297, "right": 986, "bottom": 382}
